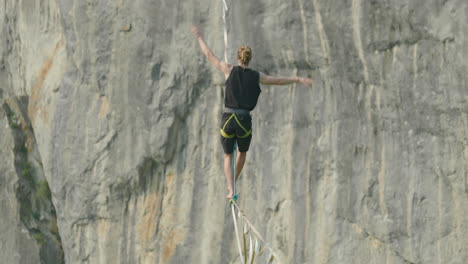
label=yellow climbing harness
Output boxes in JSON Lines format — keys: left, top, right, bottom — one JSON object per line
{"left": 220, "top": 113, "right": 252, "bottom": 139}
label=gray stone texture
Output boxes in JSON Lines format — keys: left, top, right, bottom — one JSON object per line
{"left": 1, "top": 0, "right": 467, "bottom": 263}
{"left": 0, "top": 104, "right": 42, "bottom": 264}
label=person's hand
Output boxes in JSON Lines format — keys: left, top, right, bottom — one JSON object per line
{"left": 191, "top": 25, "right": 201, "bottom": 38}
{"left": 298, "top": 77, "right": 313, "bottom": 86}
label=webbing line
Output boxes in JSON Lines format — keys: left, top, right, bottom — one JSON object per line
{"left": 222, "top": 1, "right": 243, "bottom": 261}
{"left": 231, "top": 142, "right": 244, "bottom": 263}
{"left": 231, "top": 200, "right": 282, "bottom": 263}
{"left": 232, "top": 142, "right": 237, "bottom": 197}
{"left": 222, "top": 0, "right": 229, "bottom": 62}
{"left": 221, "top": 1, "right": 280, "bottom": 262}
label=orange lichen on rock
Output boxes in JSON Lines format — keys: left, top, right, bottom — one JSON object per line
{"left": 160, "top": 173, "right": 184, "bottom": 262}
{"left": 137, "top": 192, "right": 160, "bottom": 243}
{"left": 137, "top": 174, "right": 174, "bottom": 242}
{"left": 162, "top": 229, "right": 184, "bottom": 263}
{"left": 98, "top": 96, "right": 110, "bottom": 119}
{"left": 28, "top": 39, "right": 63, "bottom": 123}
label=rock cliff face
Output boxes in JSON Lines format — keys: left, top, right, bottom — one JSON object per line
{"left": 1, "top": 0, "right": 467, "bottom": 263}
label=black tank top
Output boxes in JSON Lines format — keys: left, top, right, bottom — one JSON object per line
{"left": 224, "top": 66, "right": 261, "bottom": 111}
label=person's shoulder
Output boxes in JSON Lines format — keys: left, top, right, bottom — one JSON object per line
{"left": 247, "top": 69, "right": 260, "bottom": 83}
{"left": 246, "top": 67, "right": 259, "bottom": 74}
{"left": 250, "top": 68, "right": 260, "bottom": 78}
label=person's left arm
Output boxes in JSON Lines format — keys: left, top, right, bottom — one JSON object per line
{"left": 191, "top": 25, "right": 232, "bottom": 78}
{"left": 259, "top": 72, "right": 312, "bottom": 86}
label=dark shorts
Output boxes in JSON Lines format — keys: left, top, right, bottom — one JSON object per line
{"left": 220, "top": 112, "right": 252, "bottom": 154}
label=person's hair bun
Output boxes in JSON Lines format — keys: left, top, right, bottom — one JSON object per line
{"left": 237, "top": 45, "right": 252, "bottom": 65}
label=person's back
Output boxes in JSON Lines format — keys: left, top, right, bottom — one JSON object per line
{"left": 225, "top": 66, "right": 261, "bottom": 111}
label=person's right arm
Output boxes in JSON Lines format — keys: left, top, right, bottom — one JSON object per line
{"left": 259, "top": 72, "right": 312, "bottom": 86}
{"left": 191, "top": 25, "right": 232, "bottom": 78}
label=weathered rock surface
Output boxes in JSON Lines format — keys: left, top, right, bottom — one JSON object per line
{"left": 0, "top": 103, "right": 42, "bottom": 264}
{"left": 1, "top": 0, "right": 467, "bottom": 263}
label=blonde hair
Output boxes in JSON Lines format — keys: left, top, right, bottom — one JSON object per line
{"left": 237, "top": 45, "right": 252, "bottom": 66}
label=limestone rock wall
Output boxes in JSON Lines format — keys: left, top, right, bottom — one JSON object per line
{"left": 1, "top": 0, "right": 467, "bottom": 263}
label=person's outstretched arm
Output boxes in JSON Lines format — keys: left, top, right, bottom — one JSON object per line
{"left": 259, "top": 72, "right": 313, "bottom": 86}
{"left": 191, "top": 25, "right": 232, "bottom": 78}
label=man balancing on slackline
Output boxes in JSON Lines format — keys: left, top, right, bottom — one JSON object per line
{"left": 191, "top": 25, "right": 312, "bottom": 199}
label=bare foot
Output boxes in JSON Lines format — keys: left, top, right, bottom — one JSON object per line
{"left": 226, "top": 187, "right": 234, "bottom": 199}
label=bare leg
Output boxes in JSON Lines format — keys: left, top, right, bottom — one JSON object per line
{"left": 235, "top": 151, "right": 247, "bottom": 181}
{"left": 224, "top": 153, "right": 234, "bottom": 199}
